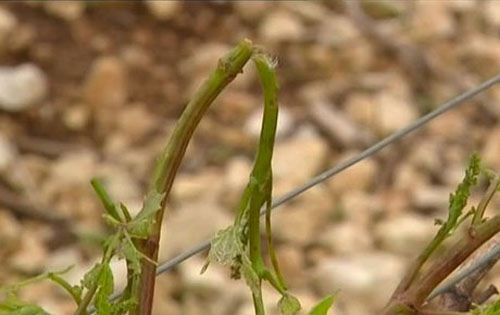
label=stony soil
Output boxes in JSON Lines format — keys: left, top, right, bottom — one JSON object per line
{"left": 0, "top": 1, "right": 499, "bottom": 315}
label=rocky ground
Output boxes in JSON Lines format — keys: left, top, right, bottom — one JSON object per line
{"left": 0, "top": 1, "right": 499, "bottom": 314}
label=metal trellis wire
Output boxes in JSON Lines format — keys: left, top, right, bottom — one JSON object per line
{"left": 90, "top": 74, "right": 500, "bottom": 312}
{"left": 429, "top": 239, "right": 500, "bottom": 300}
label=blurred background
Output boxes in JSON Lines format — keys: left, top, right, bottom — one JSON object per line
{"left": 0, "top": 1, "right": 499, "bottom": 314}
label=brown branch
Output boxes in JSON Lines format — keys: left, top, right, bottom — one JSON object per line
{"left": 406, "top": 215, "right": 500, "bottom": 306}
{"left": 382, "top": 214, "right": 500, "bottom": 314}
{"left": 430, "top": 236, "right": 500, "bottom": 311}
{"left": 474, "top": 285, "right": 498, "bottom": 305}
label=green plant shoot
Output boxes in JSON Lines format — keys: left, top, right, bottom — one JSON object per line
{"left": 0, "top": 40, "right": 335, "bottom": 315}
{"left": 204, "top": 51, "right": 291, "bottom": 315}
{"left": 74, "top": 179, "right": 164, "bottom": 315}
{"left": 205, "top": 51, "right": 333, "bottom": 315}
{"left": 0, "top": 182, "right": 145, "bottom": 315}
{"left": 383, "top": 154, "right": 500, "bottom": 314}
{"left": 308, "top": 295, "right": 336, "bottom": 315}
{"left": 473, "top": 299, "right": 500, "bottom": 315}
{"left": 0, "top": 267, "right": 77, "bottom": 315}
{"left": 392, "top": 153, "right": 481, "bottom": 296}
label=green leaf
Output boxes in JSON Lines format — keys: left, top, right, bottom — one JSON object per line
{"left": 444, "top": 153, "right": 481, "bottom": 233}
{"left": 71, "top": 285, "right": 83, "bottom": 304}
{"left": 473, "top": 299, "right": 500, "bottom": 315}
{"left": 278, "top": 294, "right": 301, "bottom": 315}
{"left": 204, "top": 224, "right": 247, "bottom": 279}
{"left": 129, "top": 190, "right": 165, "bottom": 238}
{"left": 120, "top": 235, "right": 142, "bottom": 275}
{"left": 207, "top": 226, "right": 244, "bottom": 267}
{"left": 0, "top": 266, "right": 74, "bottom": 297}
{"left": 111, "top": 297, "right": 137, "bottom": 314}
{"left": 134, "top": 190, "right": 164, "bottom": 222}
{"left": 308, "top": 295, "right": 335, "bottom": 315}
{"left": 95, "top": 264, "right": 114, "bottom": 315}
{"left": 82, "top": 263, "right": 102, "bottom": 290}
{"left": 91, "top": 178, "right": 122, "bottom": 222}
{"left": 127, "top": 220, "right": 151, "bottom": 239}
{"left": 0, "top": 294, "right": 50, "bottom": 315}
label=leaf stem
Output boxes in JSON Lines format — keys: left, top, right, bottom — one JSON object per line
{"left": 265, "top": 198, "right": 287, "bottom": 290}
{"left": 48, "top": 273, "right": 81, "bottom": 306}
{"left": 252, "top": 53, "right": 288, "bottom": 292}
{"left": 75, "top": 234, "right": 119, "bottom": 315}
{"left": 133, "top": 39, "right": 253, "bottom": 315}
{"left": 90, "top": 178, "right": 121, "bottom": 222}
{"left": 472, "top": 175, "right": 500, "bottom": 225}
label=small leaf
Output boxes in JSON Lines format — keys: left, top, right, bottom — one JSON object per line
{"left": 434, "top": 154, "right": 481, "bottom": 238}
{"left": 278, "top": 294, "right": 301, "bottom": 315}
{"left": 134, "top": 190, "right": 164, "bottom": 222}
{"left": 204, "top": 225, "right": 247, "bottom": 279}
{"left": 446, "top": 154, "right": 481, "bottom": 230}
{"left": 0, "top": 294, "right": 50, "bottom": 315}
{"left": 82, "top": 263, "right": 102, "bottom": 290}
{"left": 95, "top": 264, "right": 114, "bottom": 315}
{"left": 129, "top": 190, "right": 165, "bottom": 238}
{"left": 120, "top": 236, "right": 142, "bottom": 275}
{"left": 473, "top": 299, "right": 500, "bottom": 315}
{"left": 111, "top": 297, "right": 137, "bottom": 314}
{"left": 71, "top": 285, "right": 83, "bottom": 304}
{"left": 128, "top": 220, "right": 151, "bottom": 239}
{"left": 308, "top": 295, "right": 335, "bottom": 315}
{"left": 207, "top": 226, "right": 244, "bottom": 267}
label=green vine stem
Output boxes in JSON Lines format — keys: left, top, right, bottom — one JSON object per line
{"left": 245, "top": 53, "right": 284, "bottom": 313}
{"left": 409, "top": 214, "right": 500, "bottom": 305}
{"left": 132, "top": 39, "right": 253, "bottom": 315}
{"left": 472, "top": 175, "right": 500, "bottom": 226}
{"left": 75, "top": 234, "right": 119, "bottom": 315}
{"left": 391, "top": 155, "right": 481, "bottom": 299}
{"left": 253, "top": 54, "right": 288, "bottom": 292}
{"left": 382, "top": 159, "right": 500, "bottom": 315}
{"left": 48, "top": 273, "right": 81, "bottom": 307}
{"left": 382, "top": 214, "right": 500, "bottom": 314}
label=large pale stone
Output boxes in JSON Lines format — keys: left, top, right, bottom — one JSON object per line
{"left": 83, "top": 56, "right": 128, "bottom": 108}
{"left": 313, "top": 252, "right": 405, "bottom": 307}
{"left": 272, "top": 127, "right": 329, "bottom": 194}
{"left": 259, "top": 10, "right": 306, "bottom": 43}
{"left": 146, "top": 1, "right": 181, "bottom": 20}
{"left": 0, "top": 64, "right": 48, "bottom": 111}
{"left": 374, "top": 214, "right": 435, "bottom": 256}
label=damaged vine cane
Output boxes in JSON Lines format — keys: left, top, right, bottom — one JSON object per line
{"left": 382, "top": 154, "right": 500, "bottom": 315}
